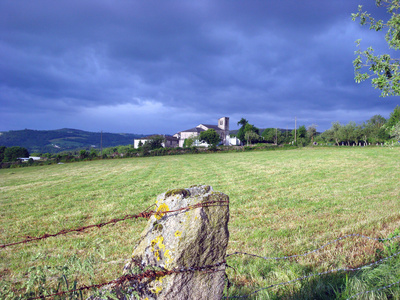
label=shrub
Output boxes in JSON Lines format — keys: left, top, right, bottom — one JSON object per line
{"left": 3, "top": 146, "right": 29, "bottom": 162}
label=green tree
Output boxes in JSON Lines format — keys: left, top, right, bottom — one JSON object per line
{"left": 262, "top": 128, "right": 282, "bottom": 144}
{"left": 237, "top": 118, "right": 248, "bottom": 127}
{"left": 307, "top": 124, "right": 318, "bottom": 142}
{"left": 149, "top": 135, "right": 165, "bottom": 149}
{"left": 353, "top": 124, "right": 364, "bottom": 144}
{"left": 79, "top": 150, "right": 88, "bottom": 159}
{"left": 242, "top": 123, "right": 261, "bottom": 145}
{"left": 244, "top": 131, "right": 261, "bottom": 145}
{"left": 282, "top": 130, "right": 293, "bottom": 144}
{"left": 338, "top": 122, "right": 354, "bottom": 145}
{"left": 261, "top": 128, "right": 276, "bottom": 143}
{"left": 334, "top": 122, "right": 363, "bottom": 145}
{"left": 244, "top": 123, "right": 260, "bottom": 135}
{"left": 298, "top": 125, "right": 307, "bottom": 138}
{"left": 368, "top": 114, "right": 387, "bottom": 127}
{"left": 236, "top": 118, "right": 248, "bottom": 143}
{"left": 322, "top": 122, "right": 343, "bottom": 145}
{"left": 4, "top": 146, "right": 29, "bottom": 162}
{"left": 352, "top": 1, "right": 400, "bottom": 96}
{"left": 362, "top": 114, "right": 388, "bottom": 143}
{"left": 386, "top": 105, "right": 400, "bottom": 128}
{"left": 291, "top": 125, "right": 307, "bottom": 145}
{"left": 183, "top": 135, "right": 196, "bottom": 148}
{"left": 142, "top": 135, "right": 165, "bottom": 151}
{"left": 0, "top": 146, "right": 6, "bottom": 162}
{"left": 390, "top": 121, "right": 400, "bottom": 140}
{"left": 89, "top": 148, "right": 98, "bottom": 158}
{"left": 199, "top": 129, "right": 221, "bottom": 149}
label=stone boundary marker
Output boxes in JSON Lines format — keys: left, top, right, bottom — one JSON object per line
{"left": 94, "top": 185, "right": 230, "bottom": 300}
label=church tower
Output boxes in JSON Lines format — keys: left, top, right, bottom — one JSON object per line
{"left": 218, "top": 117, "right": 229, "bottom": 145}
{"left": 218, "top": 117, "right": 229, "bottom": 131}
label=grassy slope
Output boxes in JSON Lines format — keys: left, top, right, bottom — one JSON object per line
{"left": 1, "top": 147, "right": 400, "bottom": 298}
{"left": 0, "top": 128, "right": 144, "bottom": 153}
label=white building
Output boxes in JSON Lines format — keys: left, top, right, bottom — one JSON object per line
{"left": 133, "top": 135, "right": 179, "bottom": 149}
{"left": 18, "top": 156, "right": 41, "bottom": 162}
{"left": 174, "top": 117, "right": 230, "bottom": 147}
{"left": 133, "top": 117, "right": 234, "bottom": 148}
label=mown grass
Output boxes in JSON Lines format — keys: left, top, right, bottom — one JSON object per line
{"left": 1, "top": 147, "right": 400, "bottom": 299}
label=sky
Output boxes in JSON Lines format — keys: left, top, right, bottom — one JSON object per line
{"left": 1, "top": 0, "right": 400, "bottom": 135}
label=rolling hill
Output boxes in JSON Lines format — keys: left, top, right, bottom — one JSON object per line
{"left": 0, "top": 128, "right": 146, "bottom": 153}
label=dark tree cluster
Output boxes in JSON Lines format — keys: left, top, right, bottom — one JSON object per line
{"left": 0, "top": 146, "right": 29, "bottom": 163}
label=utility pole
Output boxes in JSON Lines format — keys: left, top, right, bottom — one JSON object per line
{"left": 294, "top": 117, "right": 297, "bottom": 144}
{"left": 275, "top": 128, "right": 277, "bottom": 145}
{"left": 100, "top": 130, "right": 103, "bottom": 157}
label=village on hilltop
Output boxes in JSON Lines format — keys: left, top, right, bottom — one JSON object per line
{"left": 133, "top": 117, "right": 241, "bottom": 148}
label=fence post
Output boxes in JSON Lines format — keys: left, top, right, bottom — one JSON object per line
{"left": 97, "top": 185, "right": 230, "bottom": 300}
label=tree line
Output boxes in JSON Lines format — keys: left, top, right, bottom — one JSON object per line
{"left": 233, "top": 106, "right": 400, "bottom": 146}
{"left": 1, "top": 106, "right": 399, "bottom": 169}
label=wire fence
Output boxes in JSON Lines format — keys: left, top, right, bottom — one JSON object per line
{"left": 0, "top": 199, "right": 228, "bottom": 249}
{"left": 1, "top": 200, "right": 400, "bottom": 299}
{"left": 226, "top": 233, "right": 400, "bottom": 261}
{"left": 26, "top": 261, "right": 227, "bottom": 300}
{"left": 226, "top": 246, "right": 400, "bottom": 299}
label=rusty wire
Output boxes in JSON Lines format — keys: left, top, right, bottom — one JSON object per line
{"left": 0, "top": 199, "right": 229, "bottom": 249}
{"left": 26, "top": 261, "right": 226, "bottom": 300}
{"left": 224, "top": 249, "right": 400, "bottom": 298}
{"left": 226, "top": 233, "right": 400, "bottom": 261}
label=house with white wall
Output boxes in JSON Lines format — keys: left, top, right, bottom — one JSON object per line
{"left": 134, "top": 117, "right": 237, "bottom": 148}
{"left": 173, "top": 117, "right": 230, "bottom": 147}
{"left": 133, "top": 135, "right": 179, "bottom": 149}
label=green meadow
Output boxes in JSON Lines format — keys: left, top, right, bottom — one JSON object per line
{"left": 1, "top": 147, "right": 400, "bottom": 299}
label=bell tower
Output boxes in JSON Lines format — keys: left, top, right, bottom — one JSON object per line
{"left": 218, "top": 117, "right": 229, "bottom": 131}
{"left": 218, "top": 117, "right": 229, "bottom": 145}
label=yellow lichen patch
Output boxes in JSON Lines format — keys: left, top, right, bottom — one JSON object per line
{"left": 157, "top": 275, "right": 166, "bottom": 284}
{"left": 164, "top": 249, "right": 172, "bottom": 266}
{"left": 150, "top": 275, "right": 166, "bottom": 294}
{"left": 151, "top": 236, "right": 166, "bottom": 261}
{"left": 150, "top": 284, "right": 163, "bottom": 295}
{"left": 155, "top": 203, "right": 169, "bottom": 220}
{"left": 154, "top": 286, "right": 163, "bottom": 294}
{"left": 154, "top": 249, "right": 161, "bottom": 261}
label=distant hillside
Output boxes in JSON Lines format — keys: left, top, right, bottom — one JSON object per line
{"left": 0, "top": 128, "right": 146, "bottom": 153}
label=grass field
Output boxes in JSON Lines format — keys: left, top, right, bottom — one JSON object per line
{"left": 1, "top": 147, "right": 400, "bottom": 299}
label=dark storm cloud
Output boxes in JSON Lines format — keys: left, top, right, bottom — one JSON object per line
{"left": 0, "top": 0, "right": 398, "bottom": 133}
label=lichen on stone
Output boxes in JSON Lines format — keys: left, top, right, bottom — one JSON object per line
{"left": 151, "top": 235, "right": 166, "bottom": 262}
{"left": 155, "top": 203, "right": 169, "bottom": 220}
{"left": 165, "top": 188, "right": 190, "bottom": 198}
{"left": 125, "top": 185, "right": 229, "bottom": 299}
{"left": 203, "top": 185, "right": 211, "bottom": 193}
{"left": 153, "top": 223, "right": 163, "bottom": 232}
{"left": 203, "top": 192, "right": 228, "bottom": 203}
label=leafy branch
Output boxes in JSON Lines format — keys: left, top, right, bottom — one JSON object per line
{"left": 352, "top": 0, "right": 400, "bottom": 96}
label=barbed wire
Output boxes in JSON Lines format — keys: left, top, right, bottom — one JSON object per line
{"left": 226, "top": 233, "right": 400, "bottom": 261}
{"left": 3, "top": 198, "right": 400, "bottom": 298}
{"left": 0, "top": 199, "right": 229, "bottom": 249}
{"left": 346, "top": 278, "right": 400, "bottom": 299}
{"left": 26, "top": 261, "right": 227, "bottom": 300}
{"left": 224, "top": 249, "right": 400, "bottom": 298}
